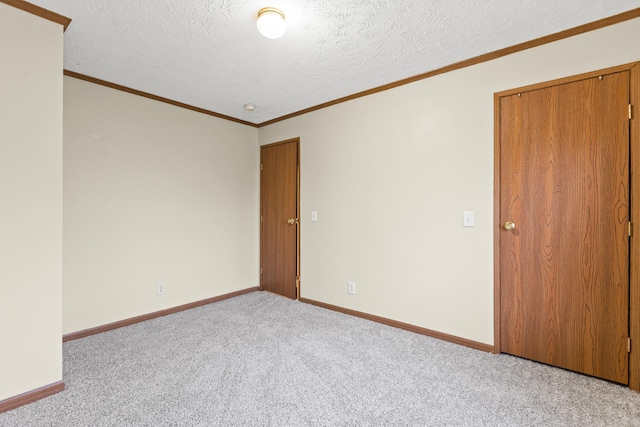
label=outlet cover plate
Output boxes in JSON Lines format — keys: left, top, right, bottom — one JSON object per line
{"left": 348, "top": 281, "right": 356, "bottom": 295}
{"left": 463, "top": 211, "right": 475, "bottom": 227}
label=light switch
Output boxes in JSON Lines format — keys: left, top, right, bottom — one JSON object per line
{"left": 311, "top": 211, "right": 318, "bottom": 222}
{"left": 463, "top": 211, "right": 474, "bottom": 227}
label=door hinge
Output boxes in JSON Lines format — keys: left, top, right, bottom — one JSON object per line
{"left": 260, "top": 267, "right": 263, "bottom": 275}
{"left": 629, "top": 337, "right": 631, "bottom": 353}
{"left": 629, "top": 222, "right": 633, "bottom": 237}
{"left": 629, "top": 104, "right": 633, "bottom": 120}
{"left": 260, "top": 215, "right": 263, "bottom": 223}
{"left": 260, "top": 163, "right": 263, "bottom": 171}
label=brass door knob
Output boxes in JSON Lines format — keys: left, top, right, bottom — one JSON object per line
{"left": 287, "top": 218, "right": 299, "bottom": 225}
{"left": 504, "top": 221, "right": 516, "bottom": 231}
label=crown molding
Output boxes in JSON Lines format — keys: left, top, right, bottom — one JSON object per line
{"left": 0, "top": 0, "right": 71, "bottom": 31}
{"left": 257, "top": 7, "right": 640, "bottom": 127}
{"left": 63, "top": 70, "right": 259, "bottom": 128}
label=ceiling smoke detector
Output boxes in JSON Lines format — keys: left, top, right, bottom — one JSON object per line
{"left": 256, "top": 7, "right": 286, "bottom": 39}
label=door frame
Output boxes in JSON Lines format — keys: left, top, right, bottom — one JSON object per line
{"left": 493, "top": 62, "right": 640, "bottom": 391}
{"left": 259, "top": 137, "right": 301, "bottom": 299}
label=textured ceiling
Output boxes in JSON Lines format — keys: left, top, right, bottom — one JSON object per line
{"left": 27, "top": 0, "right": 640, "bottom": 124}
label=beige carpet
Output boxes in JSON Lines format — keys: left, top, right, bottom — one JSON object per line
{"left": 1, "top": 291, "right": 639, "bottom": 426}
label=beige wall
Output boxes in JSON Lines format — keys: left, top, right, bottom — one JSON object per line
{"left": 63, "top": 77, "right": 259, "bottom": 334}
{"left": 34, "top": 11, "right": 640, "bottom": 358}
{"left": 259, "top": 18, "right": 640, "bottom": 346}
{"left": 0, "top": 3, "right": 64, "bottom": 400}
{"left": 4, "top": 0, "right": 637, "bottom": 407}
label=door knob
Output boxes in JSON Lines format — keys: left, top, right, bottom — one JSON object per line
{"left": 287, "top": 218, "right": 299, "bottom": 225}
{"left": 504, "top": 221, "right": 516, "bottom": 231}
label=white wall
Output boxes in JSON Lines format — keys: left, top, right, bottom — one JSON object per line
{"left": 63, "top": 77, "right": 259, "bottom": 334}
{"left": 259, "top": 18, "right": 640, "bottom": 346}
{"left": 0, "top": 3, "right": 64, "bottom": 401}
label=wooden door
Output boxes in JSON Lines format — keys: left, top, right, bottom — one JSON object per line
{"left": 260, "top": 139, "right": 299, "bottom": 299}
{"left": 499, "top": 72, "right": 630, "bottom": 384}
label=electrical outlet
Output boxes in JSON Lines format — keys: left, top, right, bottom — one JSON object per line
{"left": 348, "top": 281, "right": 356, "bottom": 295}
{"left": 156, "top": 282, "right": 165, "bottom": 295}
{"left": 463, "top": 210, "right": 475, "bottom": 227}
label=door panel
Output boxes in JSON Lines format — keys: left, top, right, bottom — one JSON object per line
{"left": 499, "top": 72, "right": 630, "bottom": 384}
{"left": 260, "top": 140, "right": 299, "bottom": 299}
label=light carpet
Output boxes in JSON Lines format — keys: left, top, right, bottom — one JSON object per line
{"left": 1, "top": 291, "right": 639, "bottom": 426}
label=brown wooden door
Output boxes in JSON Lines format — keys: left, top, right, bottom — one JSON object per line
{"left": 260, "top": 139, "right": 299, "bottom": 299}
{"left": 499, "top": 72, "right": 630, "bottom": 384}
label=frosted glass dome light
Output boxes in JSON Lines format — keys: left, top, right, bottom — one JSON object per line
{"left": 257, "top": 7, "right": 286, "bottom": 39}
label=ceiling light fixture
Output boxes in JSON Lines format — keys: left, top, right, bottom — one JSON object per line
{"left": 256, "top": 7, "right": 286, "bottom": 39}
{"left": 244, "top": 103, "right": 256, "bottom": 112}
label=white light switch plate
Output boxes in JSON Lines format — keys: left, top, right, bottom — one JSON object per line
{"left": 311, "top": 211, "right": 318, "bottom": 222}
